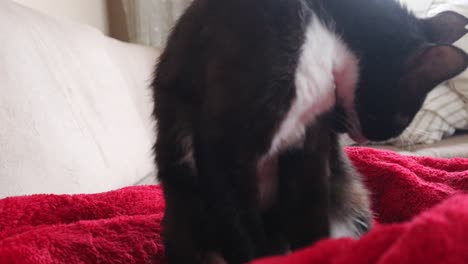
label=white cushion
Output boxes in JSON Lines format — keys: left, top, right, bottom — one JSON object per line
{"left": 0, "top": 1, "right": 158, "bottom": 198}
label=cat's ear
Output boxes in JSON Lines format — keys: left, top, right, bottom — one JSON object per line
{"left": 423, "top": 11, "right": 468, "bottom": 44}
{"left": 401, "top": 44, "right": 468, "bottom": 94}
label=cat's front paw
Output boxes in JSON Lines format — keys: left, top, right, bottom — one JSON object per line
{"left": 330, "top": 211, "right": 372, "bottom": 238}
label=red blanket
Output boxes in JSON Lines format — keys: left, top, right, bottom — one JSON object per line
{"left": 1, "top": 147, "right": 468, "bottom": 264}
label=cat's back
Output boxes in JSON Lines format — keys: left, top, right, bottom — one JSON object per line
{"left": 168, "top": 0, "right": 309, "bottom": 53}
{"left": 154, "top": 0, "right": 310, "bottom": 96}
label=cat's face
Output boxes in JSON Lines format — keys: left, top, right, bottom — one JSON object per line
{"left": 351, "top": 11, "right": 468, "bottom": 142}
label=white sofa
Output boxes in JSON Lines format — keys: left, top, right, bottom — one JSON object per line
{"left": 0, "top": 1, "right": 160, "bottom": 198}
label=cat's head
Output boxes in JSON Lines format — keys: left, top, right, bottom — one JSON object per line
{"left": 348, "top": 11, "right": 468, "bottom": 142}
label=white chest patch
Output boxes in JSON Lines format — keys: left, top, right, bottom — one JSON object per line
{"left": 268, "top": 15, "right": 359, "bottom": 155}
{"left": 256, "top": 14, "right": 360, "bottom": 209}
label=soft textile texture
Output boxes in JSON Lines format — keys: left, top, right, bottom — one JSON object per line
{"left": 369, "top": 133, "right": 468, "bottom": 159}
{"left": 0, "top": 1, "right": 158, "bottom": 198}
{"left": 1, "top": 148, "right": 468, "bottom": 263}
{"left": 253, "top": 195, "right": 468, "bottom": 264}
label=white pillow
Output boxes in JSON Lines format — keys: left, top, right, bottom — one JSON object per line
{"left": 0, "top": 1, "right": 158, "bottom": 198}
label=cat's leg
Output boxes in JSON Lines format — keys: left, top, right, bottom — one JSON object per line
{"left": 155, "top": 101, "right": 231, "bottom": 264}
{"left": 277, "top": 120, "right": 332, "bottom": 250}
{"left": 156, "top": 130, "right": 213, "bottom": 264}
{"left": 162, "top": 179, "right": 231, "bottom": 264}
{"left": 157, "top": 129, "right": 265, "bottom": 264}
{"left": 163, "top": 205, "right": 228, "bottom": 264}
{"left": 328, "top": 135, "right": 373, "bottom": 238}
{"left": 261, "top": 200, "right": 289, "bottom": 255}
{"left": 162, "top": 192, "right": 207, "bottom": 264}
{"left": 194, "top": 116, "right": 270, "bottom": 263}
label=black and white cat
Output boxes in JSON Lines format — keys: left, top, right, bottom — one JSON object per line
{"left": 152, "top": 0, "right": 468, "bottom": 263}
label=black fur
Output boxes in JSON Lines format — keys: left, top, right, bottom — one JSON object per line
{"left": 313, "top": 1, "right": 468, "bottom": 140}
{"left": 152, "top": 0, "right": 468, "bottom": 263}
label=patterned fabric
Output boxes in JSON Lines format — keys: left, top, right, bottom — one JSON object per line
{"left": 386, "top": 84, "right": 468, "bottom": 146}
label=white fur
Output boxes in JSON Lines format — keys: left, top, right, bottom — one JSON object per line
{"left": 268, "top": 15, "right": 359, "bottom": 155}
{"left": 257, "top": 14, "right": 360, "bottom": 208}
{"left": 330, "top": 218, "right": 359, "bottom": 238}
{"left": 330, "top": 216, "right": 369, "bottom": 239}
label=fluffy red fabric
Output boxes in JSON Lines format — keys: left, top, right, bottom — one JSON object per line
{"left": 1, "top": 147, "right": 467, "bottom": 264}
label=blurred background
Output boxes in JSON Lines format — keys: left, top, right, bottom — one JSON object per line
{"left": 13, "top": 0, "right": 192, "bottom": 49}
{"left": 12, "top": 0, "right": 435, "bottom": 50}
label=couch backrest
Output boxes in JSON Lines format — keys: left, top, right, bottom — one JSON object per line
{"left": 0, "top": 1, "right": 159, "bottom": 198}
